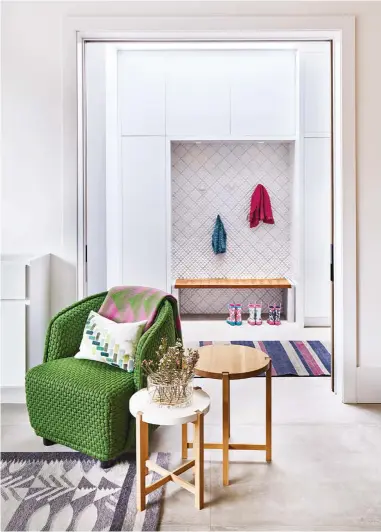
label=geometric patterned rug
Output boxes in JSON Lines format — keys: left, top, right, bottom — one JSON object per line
{"left": 0, "top": 452, "right": 169, "bottom": 531}
{"left": 192, "top": 340, "right": 331, "bottom": 376}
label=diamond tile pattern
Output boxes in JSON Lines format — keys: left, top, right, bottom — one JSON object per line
{"left": 171, "top": 142, "right": 293, "bottom": 314}
{"left": 180, "top": 287, "right": 283, "bottom": 315}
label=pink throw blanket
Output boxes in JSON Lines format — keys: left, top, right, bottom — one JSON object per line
{"left": 99, "top": 286, "right": 181, "bottom": 338}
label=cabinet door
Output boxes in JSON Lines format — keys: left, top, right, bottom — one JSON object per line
{"left": 118, "top": 52, "right": 166, "bottom": 136}
{"left": 304, "top": 138, "right": 331, "bottom": 325}
{"left": 121, "top": 137, "right": 167, "bottom": 290}
{"left": 165, "top": 53, "right": 230, "bottom": 137}
{"left": 301, "top": 49, "right": 331, "bottom": 137}
{"left": 231, "top": 51, "right": 296, "bottom": 137}
{"left": 1, "top": 301, "right": 26, "bottom": 387}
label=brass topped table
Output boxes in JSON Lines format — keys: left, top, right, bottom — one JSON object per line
{"left": 182, "top": 344, "right": 272, "bottom": 486}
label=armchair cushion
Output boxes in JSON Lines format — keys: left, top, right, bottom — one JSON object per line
{"left": 74, "top": 310, "right": 146, "bottom": 371}
{"left": 26, "top": 357, "right": 136, "bottom": 461}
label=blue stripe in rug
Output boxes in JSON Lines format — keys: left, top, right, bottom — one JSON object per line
{"left": 231, "top": 340, "right": 255, "bottom": 348}
{"left": 307, "top": 341, "right": 331, "bottom": 373}
{"left": 262, "top": 341, "right": 299, "bottom": 376}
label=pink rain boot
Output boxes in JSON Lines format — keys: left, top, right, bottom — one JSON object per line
{"left": 274, "top": 305, "right": 282, "bottom": 326}
{"left": 235, "top": 304, "right": 242, "bottom": 326}
{"left": 255, "top": 303, "right": 263, "bottom": 325}
{"left": 227, "top": 303, "right": 236, "bottom": 326}
{"left": 248, "top": 304, "right": 256, "bottom": 326}
{"left": 267, "top": 305, "right": 275, "bottom": 325}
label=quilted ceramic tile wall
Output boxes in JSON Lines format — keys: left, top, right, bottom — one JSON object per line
{"left": 180, "top": 288, "right": 283, "bottom": 315}
{"left": 171, "top": 142, "right": 294, "bottom": 314}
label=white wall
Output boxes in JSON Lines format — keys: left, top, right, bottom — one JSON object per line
{"left": 1, "top": 2, "right": 381, "bottom": 385}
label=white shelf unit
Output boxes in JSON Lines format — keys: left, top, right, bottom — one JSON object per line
{"left": 1, "top": 254, "right": 51, "bottom": 399}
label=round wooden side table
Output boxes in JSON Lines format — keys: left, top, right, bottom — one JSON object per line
{"left": 182, "top": 344, "right": 272, "bottom": 486}
{"left": 130, "top": 387, "right": 211, "bottom": 511}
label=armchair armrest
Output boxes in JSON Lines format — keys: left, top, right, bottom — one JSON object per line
{"left": 43, "top": 292, "right": 107, "bottom": 363}
{"left": 133, "top": 300, "right": 179, "bottom": 390}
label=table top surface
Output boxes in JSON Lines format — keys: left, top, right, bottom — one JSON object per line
{"left": 195, "top": 344, "right": 271, "bottom": 380}
{"left": 129, "top": 388, "right": 211, "bottom": 425}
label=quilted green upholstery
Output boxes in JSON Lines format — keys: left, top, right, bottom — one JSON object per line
{"left": 26, "top": 294, "right": 177, "bottom": 461}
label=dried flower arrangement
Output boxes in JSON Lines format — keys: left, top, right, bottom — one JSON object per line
{"left": 141, "top": 338, "right": 199, "bottom": 407}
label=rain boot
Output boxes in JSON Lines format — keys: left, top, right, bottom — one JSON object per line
{"left": 227, "top": 303, "right": 236, "bottom": 326}
{"left": 255, "top": 303, "right": 263, "bottom": 325}
{"left": 248, "top": 304, "right": 256, "bottom": 326}
{"left": 235, "top": 304, "right": 242, "bottom": 326}
{"left": 275, "top": 305, "right": 282, "bottom": 326}
{"left": 267, "top": 305, "right": 275, "bottom": 325}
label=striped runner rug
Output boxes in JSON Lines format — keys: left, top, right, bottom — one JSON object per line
{"left": 192, "top": 341, "right": 331, "bottom": 376}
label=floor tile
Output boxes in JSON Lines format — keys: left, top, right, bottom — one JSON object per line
{"left": 1, "top": 423, "right": 74, "bottom": 453}
{"left": 1, "top": 403, "right": 30, "bottom": 425}
{"left": 209, "top": 424, "right": 381, "bottom": 529}
{"left": 2, "top": 377, "right": 381, "bottom": 531}
{"left": 159, "top": 453, "right": 211, "bottom": 528}
{"left": 161, "top": 525, "right": 210, "bottom": 531}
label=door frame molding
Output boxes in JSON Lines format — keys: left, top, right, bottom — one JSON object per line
{"left": 66, "top": 15, "right": 356, "bottom": 402}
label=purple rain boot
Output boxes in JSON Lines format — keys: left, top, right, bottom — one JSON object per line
{"left": 274, "top": 305, "right": 282, "bottom": 326}
{"left": 267, "top": 305, "right": 275, "bottom": 325}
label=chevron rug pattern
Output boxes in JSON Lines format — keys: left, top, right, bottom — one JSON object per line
{"left": 1, "top": 452, "right": 169, "bottom": 531}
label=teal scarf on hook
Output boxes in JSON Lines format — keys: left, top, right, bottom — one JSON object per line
{"left": 212, "top": 214, "right": 227, "bottom": 254}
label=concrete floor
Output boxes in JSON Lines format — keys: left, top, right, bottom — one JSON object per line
{"left": 2, "top": 378, "right": 381, "bottom": 531}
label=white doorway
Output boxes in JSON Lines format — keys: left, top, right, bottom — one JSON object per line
{"left": 75, "top": 28, "right": 356, "bottom": 404}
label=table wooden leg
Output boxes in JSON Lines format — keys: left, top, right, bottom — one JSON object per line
{"left": 194, "top": 411, "right": 204, "bottom": 510}
{"left": 182, "top": 423, "right": 188, "bottom": 459}
{"left": 137, "top": 412, "right": 148, "bottom": 511}
{"left": 143, "top": 419, "right": 149, "bottom": 476}
{"left": 266, "top": 361, "right": 272, "bottom": 462}
{"left": 228, "top": 381, "right": 231, "bottom": 438}
{"left": 222, "top": 372, "right": 230, "bottom": 486}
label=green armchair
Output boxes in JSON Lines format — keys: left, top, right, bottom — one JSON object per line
{"left": 25, "top": 292, "right": 177, "bottom": 467}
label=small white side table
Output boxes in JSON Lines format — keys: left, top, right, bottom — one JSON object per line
{"left": 129, "top": 387, "right": 211, "bottom": 511}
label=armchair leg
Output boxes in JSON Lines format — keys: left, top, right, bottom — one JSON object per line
{"left": 43, "top": 438, "right": 55, "bottom": 447}
{"left": 100, "top": 459, "right": 117, "bottom": 469}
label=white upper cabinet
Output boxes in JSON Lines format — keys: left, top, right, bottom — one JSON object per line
{"left": 118, "top": 52, "right": 166, "bottom": 136}
{"left": 301, "top": 46, "right": 331, "bottom": 137}
{"left": 117, "top": 50, "right": 298, "bottom": 139}
{"left": 165, "top": 53, "right": 230, "bottom": 137}
{"left": 231, "top": 51, "right": 297, "bottom": 137}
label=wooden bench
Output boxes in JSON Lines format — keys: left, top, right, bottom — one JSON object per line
{"left": 174, "top": 278, "right": 291, "bottom": 289}
{"left": 173, "top": 278, "right": 295, "bottom": 321}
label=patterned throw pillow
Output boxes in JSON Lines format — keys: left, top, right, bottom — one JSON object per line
{"left": 74, "top": 311, "right": 147, "bottom": 371}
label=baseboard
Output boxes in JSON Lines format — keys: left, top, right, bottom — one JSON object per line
{"left": 356, "top": 367, "right": 381, "bottom": 403}
{"left": 304, "top": 317, "right": 330, "bottom": 327}
{"left": 1, "top": 386, "right": 26, "bottom": 403}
